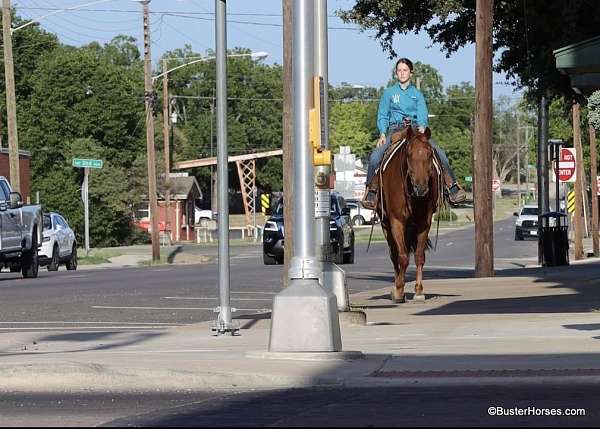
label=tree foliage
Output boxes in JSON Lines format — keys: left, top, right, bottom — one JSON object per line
{"left": 339, "top": 0, "right": 600, "bottom": 99}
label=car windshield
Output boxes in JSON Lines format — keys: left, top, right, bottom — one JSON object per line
{"left": 43, "top": 214, "right": 52, "bottom": 231}
{"left": 273, "top": 196, "right": 340, "bottom": 216}
{"left": 521, "top": 207, "right": 538, "bottom": 216}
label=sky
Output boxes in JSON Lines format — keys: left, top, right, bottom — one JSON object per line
{"left": 12, "top": 0, "right": 523, "bottom": 101}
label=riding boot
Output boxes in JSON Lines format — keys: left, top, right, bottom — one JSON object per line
{"left": 362, "top": 175, "right": 379, "bottom": 210}
{"left": 441, "top": 170, "right": 467, "bottom": 205}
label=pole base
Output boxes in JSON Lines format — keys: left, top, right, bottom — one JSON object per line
{"left": 269, "top": 279, "right": 342, "bottom": 352}
{"left": 319, "top": 262, "right": 349, "bottom": 311}
{"left": 212, "top": 306, "right": 240, "bottom": 336}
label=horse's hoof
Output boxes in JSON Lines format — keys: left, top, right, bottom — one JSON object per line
{"left": 390, "top": 291, "right": 405, "bottom": 303}
{"left": 413, "top": 293, "right": 426, "bottom": 302}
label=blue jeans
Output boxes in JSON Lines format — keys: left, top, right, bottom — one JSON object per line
{"left": 366, "top": 126, "right": 456, "bottom": 185}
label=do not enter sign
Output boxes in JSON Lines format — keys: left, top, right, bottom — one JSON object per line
{"left": 556, "top": 147, "right": 576, "bottom": 183}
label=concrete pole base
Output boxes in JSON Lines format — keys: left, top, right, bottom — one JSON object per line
{"left": 319, "top": 262, "right": 349, "bottom": 311}
{"left": 269, "top": 279, "right": 342, "bottom": 352}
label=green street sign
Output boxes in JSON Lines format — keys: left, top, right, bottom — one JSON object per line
{"left": 72, "top": 158, "right": 103, "bottom": 169}
{"left": 464, "top": 176, "right": 473, "bottom": 182}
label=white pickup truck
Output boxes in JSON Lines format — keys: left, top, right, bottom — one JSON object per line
{"left": 0, "top": 176, "right": 43, "bottom": 278}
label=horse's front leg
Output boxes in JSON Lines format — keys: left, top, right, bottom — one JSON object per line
{"left": 413, "top": 226, "right": 431, "bottom": 301}
{"left": 390, "top": 219, "right": 409, "bottom": 303}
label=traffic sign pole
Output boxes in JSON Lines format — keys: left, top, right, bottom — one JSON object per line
{"left": 84, "top": 167, "right": 89, "bottom": 257}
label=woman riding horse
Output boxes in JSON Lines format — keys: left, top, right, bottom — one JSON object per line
{"left": 362, "top": 57, "right": 466, "bottom": 210}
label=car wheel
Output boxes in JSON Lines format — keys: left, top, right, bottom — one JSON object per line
{"left": 22, "top": 234, "right": 39, "bottom": 279}
{"left": 47, "top": 245, "right": 59, "bottom": 271}
{"left": 343, "top": 235, "right": 355, "bottom": 264}
{"left": 66, "top": 245, "right": 78, "bottom": 271}
{"left": 352, "top": 215, "right": 365, "bottom": 226}
{"left": 263, "top": 253, "right": 278, "bottom": 265}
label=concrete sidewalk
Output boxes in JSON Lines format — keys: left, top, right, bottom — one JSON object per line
{"left": 2, "top": 259, "right": 600, "bottom": 393}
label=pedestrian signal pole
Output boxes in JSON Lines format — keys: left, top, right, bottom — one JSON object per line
{"left": 269, "top": 0, "right": 341, "bottom": 352}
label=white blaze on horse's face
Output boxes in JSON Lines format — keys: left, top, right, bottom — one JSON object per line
{"left": 406, "top": 137, "right": 433, "bottom": 197}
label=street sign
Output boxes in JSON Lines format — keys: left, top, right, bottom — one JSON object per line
{"left": 465, "top": 176, "right": 473, "bottom": 182}
{"left": 72, "top": 158, "right": 103, "bottom": 169}
{"left": 491, "top": 178, "right": 501, "bottom": 192}
{"left": 555, "top": 148, "right": 576, "bottom": 183}
{"left": 567, "top": 191, "right": 575, "bottom": 213}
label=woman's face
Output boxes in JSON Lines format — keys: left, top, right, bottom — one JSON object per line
{"left": 396, "top": 62, "right": 412, "bottom": 84}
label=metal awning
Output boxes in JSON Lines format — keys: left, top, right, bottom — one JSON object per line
{"left": 554, "top": 35, "right": 600, "bottom": 94}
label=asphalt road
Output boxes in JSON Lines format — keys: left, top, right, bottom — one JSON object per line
{"left": 0, "top": 216, "right": 537, "bottom": 331}
{"left": 1, "top": 385, "right": 597, "bottom": 427}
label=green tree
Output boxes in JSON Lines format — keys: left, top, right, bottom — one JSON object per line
{"left": 339, "top": 1, "right": 600, "bottom": 99}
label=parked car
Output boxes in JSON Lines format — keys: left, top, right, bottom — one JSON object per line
{"left": 0, "top": 176, "right": 43, "bottom": 278}
{"left": 263, "top": 192, "right": 355, "bottom": 265}
{"left": 40, "top": 212, "right": 77, "bottom": 271}
{"left": 346, "top": 199, "right": 375, "bottom": 226}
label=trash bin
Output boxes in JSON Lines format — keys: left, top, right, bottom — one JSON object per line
{"left": 540, "top": 212, "right": 569, "bottom": 267}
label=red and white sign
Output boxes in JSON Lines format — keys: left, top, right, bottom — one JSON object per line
{"left": 491, "top": 178, "right": 501, "bottom": 192}
{"left": 555, "top": 147, "right": 577, "bottom": 183}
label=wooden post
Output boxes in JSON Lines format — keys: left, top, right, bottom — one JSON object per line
{"left": 142, "top": 1, "right": 160, "bottom": 260}
{"left": 282, "top": 0, "right": 293, "bottom": 287}
{"left": 473, "top": 0, "right": 494, "bottom": 277}
{"left": 2, "top": 0, "right": 20, "bottom": 192}
{"left": 573, "top": 102, "right": 584, "bottom": 260}
{"left": 589, "top": 125, "right": 599, "bottom": 256}
{"left": 162, "top": 59, "right": 172, "bottom": 243}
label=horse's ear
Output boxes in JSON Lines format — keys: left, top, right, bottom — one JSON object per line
{"left": 424, "top": 127, "right": 431, "bottom": 140}
{"left": 405, "top": 126, "right": 413, "bottom": 140}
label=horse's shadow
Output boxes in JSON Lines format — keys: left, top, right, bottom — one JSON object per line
{"left": 369, "top": 292, "right": 460, "bottom": 301}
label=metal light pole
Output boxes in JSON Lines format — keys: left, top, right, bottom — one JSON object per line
{"left": 213, "top": 0, "right": 237, "bottom": 335}
{"left": 269, "top": 0, "right": 341, "bottom": 353}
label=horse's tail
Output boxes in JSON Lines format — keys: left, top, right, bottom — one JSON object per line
{"left": 405, "top": 224, "right": 433, "bottom": 254}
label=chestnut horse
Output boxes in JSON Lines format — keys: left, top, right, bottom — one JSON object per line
{"left": 377, "top": 126, "right": 442, "bottom": 303}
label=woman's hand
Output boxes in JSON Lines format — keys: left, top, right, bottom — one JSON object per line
{"left": 377, "top": 133, "right": 386, "bottom": 147}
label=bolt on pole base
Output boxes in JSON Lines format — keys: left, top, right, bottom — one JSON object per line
{"left": 212, "top": 306, "right": 240, "bottom": 336}
{"left": 269, "top": 278, "right": 341, "bottom": 352}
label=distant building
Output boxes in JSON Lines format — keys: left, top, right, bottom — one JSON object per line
{"left": 134, "top": 174, "right": 204, "bottom": 242}
{"left": 0, "top": 149, "right": 31, "bottom": 202}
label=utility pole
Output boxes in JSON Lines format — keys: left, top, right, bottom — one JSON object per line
{"left": 537, "top": 95, "right": 549, "bottom": 264}
{"left": 142, "top": 0, "right": 160, "bottom": 261}
{"left": 162, "top": 58, "right": 172, "bottom": 243}
{"left": 2, "top": 0, "right": 20, "bottom": 192}
{"left": 282, "top": 0, "right": 293, "bottom": 288}
{"left": 516, "top": 114, "right": 521, "bottom": 209}
{"left": 473, "top": 0, "right": 494, "bottom": 277}
{"left": 573, "top": 101, "right": 584, "bottom": 260}
{"left": 590, "top": 125, "right": 599, "bottom": 257}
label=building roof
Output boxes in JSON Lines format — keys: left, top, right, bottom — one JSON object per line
{"left": 157, "top": 176, "right": 203, "bottom": 201}
{"left": 554, "top": 35, "right": 600, "bottom": 94}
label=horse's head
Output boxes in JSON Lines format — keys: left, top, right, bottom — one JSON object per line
{"left": 405, "top": 127, "right": 433, "bottom": 198}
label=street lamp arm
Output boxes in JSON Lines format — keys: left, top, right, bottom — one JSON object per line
{"left": 153, "top": 51, "right": 268, "bottom": 81}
